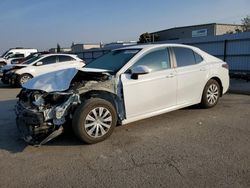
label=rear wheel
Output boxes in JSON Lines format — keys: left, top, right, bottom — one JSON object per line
{"left": 201, "top": 79, "right": 221, "bottom": 108}
{"left": 72, "top": 98, "right": 117, "bottom": 144}
{"left": 17, "top": 74, "right": 33, "bottom": 86}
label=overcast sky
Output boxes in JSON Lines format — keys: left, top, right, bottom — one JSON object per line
{"left": 0, "top": 0, "right": 249, "bottom": 53}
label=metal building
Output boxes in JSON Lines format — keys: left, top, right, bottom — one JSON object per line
{"left": 151, "top": 23, "right": 242, "bottom": 41}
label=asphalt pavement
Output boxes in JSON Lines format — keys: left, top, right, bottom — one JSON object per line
{"left": 0, "top": 83, "right": 249, "bottom": 188}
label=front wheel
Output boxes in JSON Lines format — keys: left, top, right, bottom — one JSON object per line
{"left": 17, "top": 74, "right": 33, "bottom": 86}
{"left": 72, "top": 98, "right": 117, "bottom": 144}
{"left": 201, "top": 79, "right": 221, "bottom": 108}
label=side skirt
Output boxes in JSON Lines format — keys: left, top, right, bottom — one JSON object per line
{"left": 121, "top": 101, "right": 199, "bottom": 125}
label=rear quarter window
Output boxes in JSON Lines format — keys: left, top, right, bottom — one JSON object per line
{"left": 194, "top": 52, "right": 203, "bottom": 63}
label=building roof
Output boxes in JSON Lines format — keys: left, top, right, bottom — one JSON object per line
{"left": 152, "top": 23, "right": 242, "bottom": 34}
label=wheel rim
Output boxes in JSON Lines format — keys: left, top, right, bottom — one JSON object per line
{"left": 207, "top": 84, "right": 219, "bottom": 105}
{"left": 20, "top": 75, "right": 31, "bottom": 85}
{"left": 84, "top": 107, "right": 112, "bottom": 138}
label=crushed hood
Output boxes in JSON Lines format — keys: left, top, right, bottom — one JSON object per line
{"left": 22, "top": 67, "right": 111, "bottom": 92}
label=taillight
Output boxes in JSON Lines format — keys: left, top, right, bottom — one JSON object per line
{"left": 222, "top": 63, "right": 229, "bottom": 70}
{"left": 80, "top": 60, "right": 85, "bottom": 64}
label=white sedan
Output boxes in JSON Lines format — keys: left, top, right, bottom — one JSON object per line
{"left": 2, "top": 53, "right": 85, "bottom": 86}
{"left": 16, "top": 44, "right": 229, "bottom": 145}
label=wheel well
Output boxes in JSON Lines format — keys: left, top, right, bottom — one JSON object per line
{"left": 20, "top": 73, "right": 33, "bottom": 78}
{"left": 209, "top": 77, "right": 223, "bottom": 96}
{"left": 80, "top": 90, "right": 125, "bottom": 123}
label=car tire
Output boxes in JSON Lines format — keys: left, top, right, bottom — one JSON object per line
{"left": 0, "top": 61, "right": 6, "bottom": 68}
{"left": 201, "top": 79, "right": 221, "bottom": 108}
{"left": 17, "top": 74, "right": 33, "bottom": 86}
{"left": 72, "top": 98, "right": 117, "bottom": 144}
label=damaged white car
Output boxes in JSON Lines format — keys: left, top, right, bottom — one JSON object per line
{"left": 16, "top": 44, "right": 229, "bottom": 145}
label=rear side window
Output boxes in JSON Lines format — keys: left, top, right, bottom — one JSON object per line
{"left": 173, "top": 47, "right": 197, "bottom": 67}
{"left": 58, "top": 55, "right": 75, "bottom": 62}
{"left": 41, "top": 56, "right": 57, "bottom": 65}
{"left": 130, "top": 48, "right": 170, "bottom": 72}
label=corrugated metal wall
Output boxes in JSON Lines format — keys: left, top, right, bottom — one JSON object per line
{"left": 158, "top": 32, "right": 250, "bottom": 72}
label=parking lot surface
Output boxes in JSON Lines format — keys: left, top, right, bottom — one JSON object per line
{"left": 0, "top": 83, "right": 249, "bottom": 188}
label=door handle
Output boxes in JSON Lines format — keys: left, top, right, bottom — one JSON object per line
{"left": 166, "top": 73, "right": 175, "bottom": 78}
{"left": 200, "top": 67, "right": 207, "bottom": 71}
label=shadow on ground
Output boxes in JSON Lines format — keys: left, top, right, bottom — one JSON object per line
{"left": 0, "top": 99, "right": 28, "bottom": 153}
{"left": 0, "top": 82, "right": 19, "bottom": 89}
{"left": 0, "top": 98, "right": 204, "bottom": 153}
{"left": 0, "top": 98, "right": 87, "bottom": 153}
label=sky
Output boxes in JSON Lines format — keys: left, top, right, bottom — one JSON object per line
{"left": 0, "top": 0, "right": 249, "bottom": 53}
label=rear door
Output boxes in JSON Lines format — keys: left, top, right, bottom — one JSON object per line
{"left": 55, "top": 55, "right": 82, "bottom": 70}
{"left": 172, "top": 47, "right": 209, "bottom": 105}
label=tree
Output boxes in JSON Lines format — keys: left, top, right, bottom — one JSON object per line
{"left": 241, "top": 15, "right": 250, "bottom": 32}
{"left": 139, "top": 32, "right": 160, "bottom": 43}
{"left": 57, "top": 43, "right": 61, "bottom": 53}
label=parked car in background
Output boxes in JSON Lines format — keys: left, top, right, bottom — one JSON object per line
{"left": 0, "top": 48, "right": 38, "bottom": 67}
{"left": 0, "top": 52, "right": 50, "bottom": 78}
{"left": 10, "top": 51, "right": 50, "bottom": 65}
{"left": 16, "top": 44, "right": 229, "bottom": 145}
{"left": 2, "top": 53, "right": 85, "bottom": 86}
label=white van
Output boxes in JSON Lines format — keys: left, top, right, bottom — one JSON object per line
{"left": 0, "top": 48, "right": 38, "bottom": 67}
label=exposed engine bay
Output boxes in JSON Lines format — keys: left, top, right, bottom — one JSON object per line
{"left": 15, "top": 68, "right": 123, "bottom": 145}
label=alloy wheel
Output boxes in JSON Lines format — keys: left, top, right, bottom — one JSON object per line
{"left": 207, "top": 84, "right": 219, "bottom": 105}
{"left": 84, "top": 107, "right": 112, "bottom": 138}
{"left": 20, "top": 75, "right": 31, "bottom": 85}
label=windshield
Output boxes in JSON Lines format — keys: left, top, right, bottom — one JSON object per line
{"left": 1, "top": 50, "right": 9, "bottom": 58}
{"left": 84, "top": 49, "right": 140, "bottom": 73}
{"left": 22, "top": 56, "right": 41, "bottom": 64}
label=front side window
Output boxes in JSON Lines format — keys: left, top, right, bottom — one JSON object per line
{"left": 84, "top": 49, "right": 140, "bottom": 73}
{"left": 173, "top": 47, "right": 197, "bottom": 67}
{"left": 129, "top": 48, "right": 170, "bottom": 73}
{"left": 40, "top": 56, "right": 57, "bottom": 65}
{"left": 58, "top": 55, "right": 75, "bottom": 62}
{"left": 23, "top": 56, "right": 41, "bottom": 64}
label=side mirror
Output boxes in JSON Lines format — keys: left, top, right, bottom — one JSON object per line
{"left": 130, "top": 65, "right": 151, "bottom": 79}
{"left": 36, "top": 61, "right": 43, "bottom": 66}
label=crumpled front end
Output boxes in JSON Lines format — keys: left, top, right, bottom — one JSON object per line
{"left": 15, "top": 89, "right": 81, "bottom": 145}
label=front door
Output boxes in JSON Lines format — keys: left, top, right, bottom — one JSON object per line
{"left": 121, "top": 48, "right": 177, "bottom": 119}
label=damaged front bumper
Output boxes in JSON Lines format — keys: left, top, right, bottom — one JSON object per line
{"left": 15, "top": 101, "right": 63, "bottom": 145}
{"left": 15, "top": 91, "right": 81, "bottom": 145}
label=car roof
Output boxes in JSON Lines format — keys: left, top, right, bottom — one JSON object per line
{"left": 39, "top": 53, "right": 77, "bottom": 58}
{"left": 117, "top": 43, "right": 198, "bottom": 50}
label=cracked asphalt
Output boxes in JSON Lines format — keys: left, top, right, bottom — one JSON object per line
{"left": 0, "top": 83, "right": 250, "bottom": 188}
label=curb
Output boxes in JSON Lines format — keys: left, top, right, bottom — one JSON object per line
{"left": 228, "top": 89, "right": 250, "bottom": 96}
